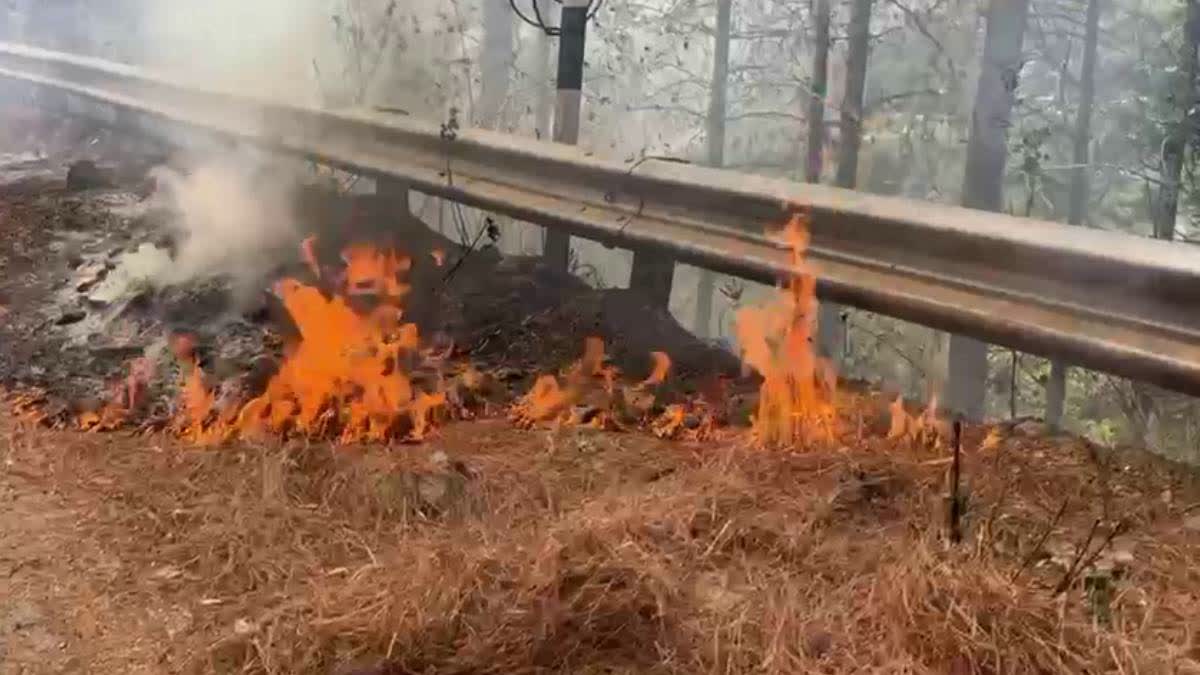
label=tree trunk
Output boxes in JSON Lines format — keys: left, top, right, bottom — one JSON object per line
{"left": 805, "top": 0, "right": 831, "bottom": 184}
{"left": 1154, "top": 0, "right": 1200, "bottom": 241}
{"left": 479, "top": 0, "right": 515, "bottom": 127}
{"left": 1047, "top": 0, "right": 1101, "bottom": 429}
{"left": 946, "top": 0, "right": 1030, "bottom": 421}
{"left": 822, "top": 0, "right": 870, "bottom": 363}
{"left": 694, "top": 0, "right": 733, "bottom": 338}
{"left": 834, "top": 0, "right": 872, "bottom": 189}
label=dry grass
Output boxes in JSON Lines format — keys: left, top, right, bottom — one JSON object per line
{"left": 4, "top": 400, "right": 1200, "bottom": 674}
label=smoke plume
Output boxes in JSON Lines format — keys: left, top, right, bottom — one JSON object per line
{"left": 148, "top": 154, "right": 303, "bottom": 304}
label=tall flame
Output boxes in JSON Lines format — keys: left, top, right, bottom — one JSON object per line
{"left": 169, "top": 239, "right": 444, "bottom": 445}
{"left": 734, "top": 211, "right": 837, "bottom": 448}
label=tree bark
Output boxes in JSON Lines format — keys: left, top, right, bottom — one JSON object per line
{"left": 946, "top": 0, "right": 1030, "bottom": 421}
{"left": 479, "top": 0, "right": 515, "bottom": 127}
{"left": 834, "top": 0, "right": 872, "bottom": 189}
{"left": 1154, "top": 0, "right": 1200, "bottom": 241}
{"left": 1047, "top": 0, "right": 1102, "bottom": 429}
{"left": 694, "top": 0, "right": 733, "bottom": 338}
{"left": 822, "top": 0, "right": 870, "bottom": 363}
{"left": 805, "top": 0, "right": 831, "bottom": 184}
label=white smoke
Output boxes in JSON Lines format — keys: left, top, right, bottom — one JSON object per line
{"left": 148, "top": 154, "right": 303, "bottom": 303}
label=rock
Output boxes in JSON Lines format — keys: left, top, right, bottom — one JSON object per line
{"left": 73, "top": 262, "right": 109, "bottom": 293}
{"left": 54, "top": 309, "right": 86, "bottom": 326}
{"left": 1184, "top": 514, "right": 1200, "bottom": 532}
{"left": 1012, "top": 419, "right": 1050, "bottom": 438}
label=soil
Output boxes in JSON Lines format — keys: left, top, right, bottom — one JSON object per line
{"left": 1, "top": 124, "right": 1199, "bottom": 674}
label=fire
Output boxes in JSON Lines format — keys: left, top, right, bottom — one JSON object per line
{"left": 16, "top": 211, "right": 853, "bottom": 451}
{"left": 509, "top": 337, "right": 715, "bottom": 441}
{"left": 80, "top": 355, "right": 155, "bottom": 432}
{"left": 157, "top": 238, "right": 444, "bottom": 445}
{"left": 341, "top": 243, "right": 411, "bottom": 299}
{"left": 510, "top": 336, "right": 616, "bottom": 428}
{"left": 734, "top": 211, "right": 837, "bottom": 448}
{"left": 887, "top": 393, "right": 948, "bottom": 448}
{"left": 641, "top": 351, "right": 671, "bottom": 387}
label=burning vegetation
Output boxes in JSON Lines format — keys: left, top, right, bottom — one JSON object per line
{"left": 13, "top": 210, "right": 848, "bottom": 453}
{"left": 1, "top": 162, "right": 1196, "bottom": 675}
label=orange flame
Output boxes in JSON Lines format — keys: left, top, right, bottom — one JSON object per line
{"left": 640, "top": 351, "right": 672, "bottom": 388}
{"left": 734, "top": 211, "right": 837, "bottom": 448}
{"left": 510, "top": 337, "right": 624, "bottom": 428}
{"left": 341, "top": 243, "right": 412, "bottom": 300}
{"left": 80, "top": 354, "right": 156, "bottom": 432}
{"left": 170, "top": 238, "right": 444, "bottom": 444}
{"left": 887, "top": 393, "right": 946, "bottom": 446}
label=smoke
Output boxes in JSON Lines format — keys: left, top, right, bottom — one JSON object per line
{"left": 10, "top": 0, "right": 473, "bottom": 301}
{"left": 135, "top": 1, "right": 333, "bottom": 106}
{"left": 148, "top": 153, "right": 303, "bottom": 304}
{"left": 124, "top": 2, "right": 337, "bottom": 304}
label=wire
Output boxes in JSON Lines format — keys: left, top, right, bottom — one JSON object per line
{"left": 586, "top": 0, "right": 606, "bottom": 21}
{"left": 509, "top": 0, "right": 559, "bottom": 35}
{"left": 506, "top": 0, "right": 605, "bottom": 37}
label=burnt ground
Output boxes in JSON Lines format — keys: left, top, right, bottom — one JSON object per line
{"left": 1, "top": 137, "right": 1200, "bottom": 673}
{"left": 0, "top": 147, "right": 741, "bottom": 424}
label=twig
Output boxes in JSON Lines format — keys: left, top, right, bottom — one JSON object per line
{"left": 441, "top": 217, "right": 492, "bottom": 284}
{"left": 1012, "top": 497, "right": 1070, "bottom": 582}
{"left": 1054, "top": 519, "right": 1128, "bottom": 595}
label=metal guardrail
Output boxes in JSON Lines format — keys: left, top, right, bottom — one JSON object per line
{"left": 2, "top": 43, "right": 1200, "bottom": 397}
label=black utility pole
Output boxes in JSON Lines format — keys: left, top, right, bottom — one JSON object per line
{"left": 543, "top": 0, "right": 589, "bottom": 271}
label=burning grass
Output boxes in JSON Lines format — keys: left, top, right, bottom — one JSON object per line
{"left": 9, "top": 210, "right": 840, "bottom": 452}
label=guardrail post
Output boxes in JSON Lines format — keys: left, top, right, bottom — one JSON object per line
{"left": 543, "top": 0, "right": 588, "bottom": 272}
{"left": 376, "top": 175, "right": 410, "bottom": 219}
{"left": 629, "top": 254, "right": 674, "bottom": 307}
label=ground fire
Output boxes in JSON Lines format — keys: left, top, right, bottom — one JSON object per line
{"left": 1, "top": 152, "right": 1191, "bottom": 674}
{"left": 18, "top": 211, "right": 845, "bottom": 451}
{"left": 734, "top": 211, "right": 837, "bottom": 448}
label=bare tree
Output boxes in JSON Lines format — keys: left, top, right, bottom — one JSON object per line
{"left": 1046, "top": 0, "right": 1102, "bottom": 428}
{"left": 1153, "top": 0, "right": 1200, "bottom": 241}
{"left": 946, "top": 0, "right": 1030, "bottom": 420}
{"left": 805, "top": 0, "right": 831, "bottom": 185}
{"left": 834, "top": 0, "right": 873, "bottom": 190}
{"left": 819, "top": 0, "right": 873, "bottom": 363}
